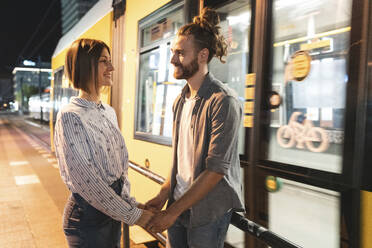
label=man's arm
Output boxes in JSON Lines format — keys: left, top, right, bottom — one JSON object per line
{"left": 144, "top": 176, "right": 171, "bottom": 212}
{"left": 147, "top": 95, "right": 241, "bottom": 232}
{"left": 147, "top": 170, "right": 223, "bottom": 233}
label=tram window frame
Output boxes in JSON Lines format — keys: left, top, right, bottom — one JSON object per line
{"left": 52, "top": 66, "right": 65, "bottom": 125}
{"left": 134, "top": 0, "right": 185, "bottom": 146}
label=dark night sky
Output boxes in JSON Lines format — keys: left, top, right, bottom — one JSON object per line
{"left": 0, "top": 0, "right": 61, "bottom": 75}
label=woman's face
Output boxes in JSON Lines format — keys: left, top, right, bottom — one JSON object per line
{"left": 97, "top": 48, "right": 114, "bottom": 87}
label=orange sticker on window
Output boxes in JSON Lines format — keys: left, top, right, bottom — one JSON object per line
{"left": 290, "top": 50, "right": 311, "bottom": 81}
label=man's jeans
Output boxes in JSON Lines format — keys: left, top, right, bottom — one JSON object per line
{"left": 167, "top": 210, "right": 232, "bottom": 248}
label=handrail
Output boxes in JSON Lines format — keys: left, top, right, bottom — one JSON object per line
{"left": 127, "top": 161, "right": 303, "bottom": 248}
{"left": 125, "top": 161, "right": 167, "bottom": 246}
{"left": 128, "top": 161, "right": 165, "bottom": 185}
{"left": 230, "top": 213, "right": 303, "bottom": 248}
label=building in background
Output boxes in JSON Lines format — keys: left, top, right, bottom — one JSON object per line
{"left": 60, "top": 0, "right": 99, "bottom": 35}
{"left": 0, "top": 70, "right": 14, "bottom": 111}
{"left": 12, "top": 62, "right": 52, "bottom": 118}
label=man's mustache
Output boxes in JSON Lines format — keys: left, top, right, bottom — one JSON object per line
{"left": 172, "top": 63, "right": 183, "bottom": 68}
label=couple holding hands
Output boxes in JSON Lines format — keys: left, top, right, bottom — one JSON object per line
{"left": 55, "top": 8, "right": 243, "bottom": 248}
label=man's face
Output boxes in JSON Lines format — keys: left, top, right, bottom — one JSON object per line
{"left": 170, "top": 35, "right": 199, "bottom": 80}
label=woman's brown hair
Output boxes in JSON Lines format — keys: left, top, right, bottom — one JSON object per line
{"left": 178, "top": 7, "right": 227, "bottom": 63}
{"left": 65, "top": 38, "right": 110, "bottom": 94}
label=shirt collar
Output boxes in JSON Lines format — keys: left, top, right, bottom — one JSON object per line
{"left": 70, "top": 97, "right": 105, "bottom": 110}
{"left": 181, "top": 72, "right": 215, "bottom": 100}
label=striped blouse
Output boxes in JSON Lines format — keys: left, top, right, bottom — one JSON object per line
{"left": 54, "top": 97, "right": 142, "bottom": 225}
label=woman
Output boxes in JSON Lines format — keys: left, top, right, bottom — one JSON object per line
{"left": 54, "top": 38, "right": 152, "bottom": 248}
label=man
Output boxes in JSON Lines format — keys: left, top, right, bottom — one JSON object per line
{"left": 145, "top": 7, "right": 244, "bottom": 248}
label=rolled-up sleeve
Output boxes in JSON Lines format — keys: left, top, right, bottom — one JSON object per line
{"left": 54, "top": 112, "right": 142, "bottom": 225}
{"left": 205, "top": 96, "right": 242, "bottom": 175}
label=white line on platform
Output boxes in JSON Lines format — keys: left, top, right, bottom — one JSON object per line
{"left": 9, "top": 161, "right": 29, "bottom": 166}
{"left": 24, "top": 120, "right": 43, "bottom": 128}
{"left": 14, "top": 175, "right": 40, "bottom": 185}
{"left": 47, "top": 158, "right": 56, "bottom": 163}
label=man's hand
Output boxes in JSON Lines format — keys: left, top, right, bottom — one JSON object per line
{"left": 146, "top": 210, "right": 178, "bottom": 233}
{"left": 144, "top": 191, "right": 168, "bottom": 213}
{"left": 135, "top": 209, "right": 154, "bottom": 228}
{"left": 137, "top": 202, "right": 145, "bottom": 209}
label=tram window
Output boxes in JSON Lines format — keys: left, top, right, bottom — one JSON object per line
{"left": 208, "top": 2, "right": 251, "bottom": 155}
{"left": 135, "top": 2, "right": 184, "bottom": 144}
{"left": 265, "top": 0, "right": 352, "bottom": 173}
{"left": 269, "top": 178, "right": 340, "bottom": 247}
{"left": 52, "top": 66, "right": 78, "bottom": 125}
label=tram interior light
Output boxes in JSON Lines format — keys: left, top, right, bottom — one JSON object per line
{"left": 275, "top": 0, "right": 322, "bottom": 10}
{"left": 227, "top": 12, "right": 250, "bottom": 26}
{"left": 158, "top": 44, "right": 167, "bottom": 82}
{"left": 149, "top": 54, "right": 158, "bottom": 70}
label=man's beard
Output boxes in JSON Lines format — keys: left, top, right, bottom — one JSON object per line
{"left": 173, "top": 56, "right": 199, "bottom": 80}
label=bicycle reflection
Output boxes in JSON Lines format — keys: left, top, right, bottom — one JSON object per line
{"left": 276, "top": 112, "right": 329, "bottom": 153}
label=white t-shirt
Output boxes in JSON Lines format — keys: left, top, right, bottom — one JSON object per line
{"left": 173, "top": 97, "right": 196, "bottom": 201}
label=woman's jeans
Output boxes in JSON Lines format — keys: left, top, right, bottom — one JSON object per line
{"left": 62, "top": 178, "right": 123, "bottom": 248}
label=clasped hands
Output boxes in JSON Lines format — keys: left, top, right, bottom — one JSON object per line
{"left": 135, "top": 195, "right": 178, "bottom": 233}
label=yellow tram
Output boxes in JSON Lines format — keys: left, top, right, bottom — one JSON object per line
{"left": 50, "top": 0, "right": 372, "bottom": 247}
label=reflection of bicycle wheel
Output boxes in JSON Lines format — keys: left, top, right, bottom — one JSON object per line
{"left": 306, "top": 127, "right": 329, "bottom": 152}
{"left": 277, "top": 125, "right": 295, "bottom": 148}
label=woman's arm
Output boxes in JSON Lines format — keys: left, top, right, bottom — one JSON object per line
{"left": 55, "top": 111, "right": 142, "bottom": 225}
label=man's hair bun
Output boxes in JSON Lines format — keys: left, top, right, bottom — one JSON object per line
{"left": 193, "top": 7, "right": 220, "bottom": 34}
{"left": 178, "top": 7, "right": 227, "bottom": 63}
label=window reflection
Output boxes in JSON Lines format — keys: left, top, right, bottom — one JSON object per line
{"left": 269, "top": 178, "right": 340, "bottom": 247}
{"left": 209, "top": 3, "right": 251, "bottom": 155}
{"left": 52, "top": 67, "right": 78, "bottom": 125}
{"left": 267, "top": 0, "right": 352, "bottom": 173}
{"left": 136, "top": 5, "right": 184, "bottom": 143}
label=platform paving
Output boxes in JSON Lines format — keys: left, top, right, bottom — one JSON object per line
{"left": 0, "top": 115, "right": 156, "bottom": 248}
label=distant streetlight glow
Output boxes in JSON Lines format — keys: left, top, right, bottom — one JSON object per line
{"left": 12, "top": 67, "right": 52, "bottom": 74}
{"left": 23, "top": 60, "right": 36, "bottom": 66}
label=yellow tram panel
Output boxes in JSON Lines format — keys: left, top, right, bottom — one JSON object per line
{"left": 121, "top": 0, "right": 173, "bottom": 182}
{"left": 362, "top": 191, "right": 372, "bottom": 248}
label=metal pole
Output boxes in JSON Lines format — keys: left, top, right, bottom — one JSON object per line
{"left": 122, "top": 223, "right": 130, "bottom": 248}
{"left": 20, "top": 77, "right": 24, "bottom": 114}
{"left": 38, "top": 56, "right": 43, "bottom": 123}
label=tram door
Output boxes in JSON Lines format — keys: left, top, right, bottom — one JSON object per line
{"left": 205, "top": 0, "right": 364, "bottom": 247}
{"left": 248, "top": 0, "right": 360, "bottom": 247}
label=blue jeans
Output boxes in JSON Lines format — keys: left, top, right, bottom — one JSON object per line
{"left": 167, "top": 210, "right": 232, "bottom": 248}
{"left": 62, "top": 178, "right": 123, "bottom": 248}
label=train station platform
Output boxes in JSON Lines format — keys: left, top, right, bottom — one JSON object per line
{"left": 0, "top": 114, "right": 156, "bottom": 248}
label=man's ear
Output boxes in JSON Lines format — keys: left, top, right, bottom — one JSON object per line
{"left": 198, "top": 48, "right": 209, "bottom": 63}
